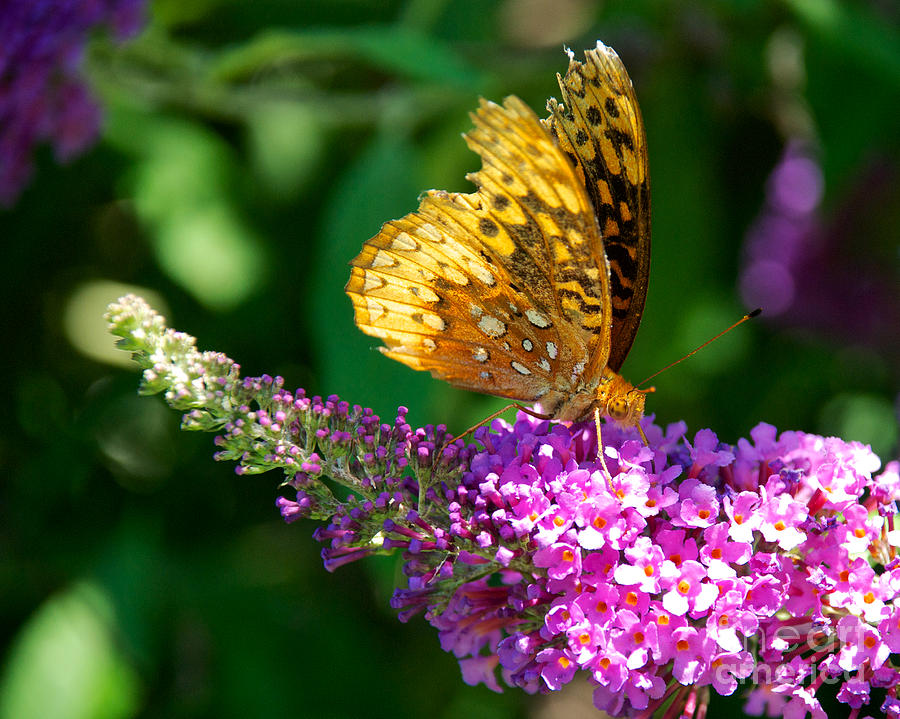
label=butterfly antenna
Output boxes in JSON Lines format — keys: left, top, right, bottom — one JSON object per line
{"left": 438, "top": 403, "right": 552, "bottom": 459}
{"left": 636, "top": 308, "right": 762, "bottom": 389}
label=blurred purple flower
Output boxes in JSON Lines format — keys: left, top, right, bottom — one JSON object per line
{"left": 739, "top": 141, "right": 899, "bottom": 350}
{"left": 739, "top": 140, "right": 823, "bottom": 316}
{"left": 0, "top": 0, "right": 145, "bottom": 206}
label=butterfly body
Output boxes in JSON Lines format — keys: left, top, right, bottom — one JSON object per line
{"left": 346, "top": 42, "right": 651, "bottom": 434}
{"left": 539, "top": 365, "right": 647, "bottom": 426}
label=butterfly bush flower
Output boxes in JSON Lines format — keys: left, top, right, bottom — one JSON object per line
{"left": 107, "top": 295, "right": 900, "bottom": 718}
{"left": 0, "top": 0, "right": 144, "bottom": 205}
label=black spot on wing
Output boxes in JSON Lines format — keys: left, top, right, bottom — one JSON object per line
{"left": 604, "top": 242, "right": 637, "bottom": 280}
{"left": 604, "top": 97, "right": 619, "bottom": 118}
{"left": 479, "top": 217, "right": 499, "bottom": 237}
{"left": 608, "top": 264, "right": 634, "bottom": 301}
{"left": 606, "top": 127, "right": 634, "bottom": 152}
{"left": 585, "top": 105, "right": 603, "bottom": 126}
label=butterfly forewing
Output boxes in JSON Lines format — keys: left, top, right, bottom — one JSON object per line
{"left": 545, "top": 42, "right": 651, "bottom": 374}
{"left": 345, "top": 97, "right": 614, "bottom": 410}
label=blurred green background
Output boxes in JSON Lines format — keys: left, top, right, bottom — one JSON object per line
{"left": 2, "top": 1, "right": 898, "bottom": 718}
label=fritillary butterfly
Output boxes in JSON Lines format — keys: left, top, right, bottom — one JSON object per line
{"left": 345, "top": 41, "right": 652, "bottom": 438}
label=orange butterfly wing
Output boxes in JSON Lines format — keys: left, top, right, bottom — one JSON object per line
{"left": 545, "top": 42, "right": 651, "bottom": 374}
{"left": 345, "top": 97, "right": 614, "bottom": 416}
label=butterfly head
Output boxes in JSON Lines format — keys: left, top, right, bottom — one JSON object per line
{"left": 596, "top": 370, "right": 652, "bottom": 429}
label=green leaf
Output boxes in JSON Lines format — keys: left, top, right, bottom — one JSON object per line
{"left": 0, "top": 584, "right": 140, "bottom": 719}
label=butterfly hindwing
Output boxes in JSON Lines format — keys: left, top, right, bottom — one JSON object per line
{"left": 345, "top": 97, "right": 614, "bottom": 409}
{"left": 545, "top": 42, "right": 651, "bottom": 374}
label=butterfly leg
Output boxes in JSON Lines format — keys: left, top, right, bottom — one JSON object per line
{"left": 439, "top": 403, "right": 552, "bottom": 458}
{"left": 594, "top": 406, "right": 615, "bottom": 490}
{"left": 637, "top": 422, "right": 649, "bottom": 445}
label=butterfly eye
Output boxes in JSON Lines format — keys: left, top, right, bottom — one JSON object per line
{"left": 608, "top": 398, "right": 629, "bottom": 421}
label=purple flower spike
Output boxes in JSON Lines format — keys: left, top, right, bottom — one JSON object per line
{"left": 106, "top": 295, "right": 900, "bottom": 719}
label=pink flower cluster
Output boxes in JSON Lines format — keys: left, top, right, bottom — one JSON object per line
{"left": 407, "top": 415, "right": 900, "bottom": 717}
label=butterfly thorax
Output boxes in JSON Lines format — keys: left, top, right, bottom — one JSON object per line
{"left": 543, "top": 366, "right": 645, "bottom": 429}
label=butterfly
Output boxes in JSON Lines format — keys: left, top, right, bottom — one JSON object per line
{"left": 345, "top": 41, "right": 652, "bottom": 448}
